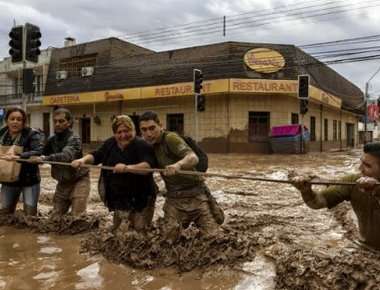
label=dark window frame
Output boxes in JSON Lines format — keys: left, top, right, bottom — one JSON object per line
{"left": 248, "top": 111, "right": 270, "bottom": 142}
{"left": 167, "top": 113, "right": 184, "bottom": 135}
{"left": 291, "top": 113, "right": 299, "bottom": 124}
{"left": 310, "top": 116, "right": 316, "bottom": 141}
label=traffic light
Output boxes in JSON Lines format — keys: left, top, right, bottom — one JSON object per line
{"left": 23, "top": 68, "right": 35, "bottom": 94}
{"left": 193, "top": 69, "right": 203, "bottom": 94}
{"left": 25, "top": 23, "right": 41, "bottom": 63}
{"left": 197, "top": 94, "right": 206, "bottom": 112}
{"left": 300, "top": 99, "right": 308, "bottom": 115}
{"left": 298, "top": 74, "right": 309, "bottom": 100}
{"left": 9, "top": 26, "right": 23, "bottom": 63}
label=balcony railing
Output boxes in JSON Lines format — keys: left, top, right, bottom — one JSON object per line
{"left": 0, "top": 92, "right": 43, "bottom": 106}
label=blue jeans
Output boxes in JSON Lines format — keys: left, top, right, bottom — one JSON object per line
{"left": 0, "top": 183, "right": 40, "bottom": 209}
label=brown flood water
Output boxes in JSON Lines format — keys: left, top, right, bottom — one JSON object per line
{"left": 0, "top": 226, "right": 250, "bottom": 290}
{"left": 2, "top": 149, "right": 380, "bottom": 289}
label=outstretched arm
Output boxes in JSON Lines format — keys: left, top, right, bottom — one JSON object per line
{"left": 291, "top": 176, "right": 328, "bottom": 209}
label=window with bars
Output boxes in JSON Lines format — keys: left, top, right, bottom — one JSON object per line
{"left": 59, "top": 54, "right": 97, "bottom": 77}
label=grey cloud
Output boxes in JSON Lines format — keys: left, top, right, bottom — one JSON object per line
{"left": 1, "top": 0, "right": 380, "bottom": 91}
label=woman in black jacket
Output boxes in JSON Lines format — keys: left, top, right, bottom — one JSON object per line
{"left": 71, "top": 115, "right": 157, "bottom": 233}
{"left": 0, "top": 107, "right": 44, "bottom": 215}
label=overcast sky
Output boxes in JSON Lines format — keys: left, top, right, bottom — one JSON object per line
{"left": 1, "top": 0, "right": 380, "bottom": 98}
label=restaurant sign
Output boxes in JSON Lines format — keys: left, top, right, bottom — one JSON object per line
{"left": 244, "top": 48, "right": 285, "bottom": 73}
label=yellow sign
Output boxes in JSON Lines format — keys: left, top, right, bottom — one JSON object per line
{"left": 44, "top": 95, "right": 82, "bottom": 105}
{"left": 309, "top": 86, "right": 342, "bottom": 108}
{"left": 141, "top": 79, "right": 229, "bottom": 98}
{"left": 43, "top": 78, "right": 341, "bottom": 109}
{"left": 231, "top": 79, "right": 297, "bottom": 94}
{"left": 244, "top": 48, "right": 285, "bottom": 73}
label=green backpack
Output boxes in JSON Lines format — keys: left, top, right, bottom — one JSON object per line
{"left": 163, "top": 131, "right": 208, "bottom": 172}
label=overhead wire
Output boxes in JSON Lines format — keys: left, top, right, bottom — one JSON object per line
{"left": 3, "top": 1, "right": 380, "bottom": 107}
{"left": 118, "top": 0, "right": 380, "bottom": 45}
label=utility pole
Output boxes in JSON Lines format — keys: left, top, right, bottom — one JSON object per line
{"left": 193, "top": 69, "right": 204, "bottom": 142}
{"left": 298, "top": 75, "right": 309, "bottom": 154}
{"left": 364, "top": 82, "right": 369, "bottom": 144}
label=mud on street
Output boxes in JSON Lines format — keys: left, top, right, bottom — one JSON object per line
{"left": 1, "top": 149, "right": 380, "bottom": 290}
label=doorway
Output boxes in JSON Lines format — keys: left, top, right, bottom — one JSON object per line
{"left": 346, "top": 123, "right": 355, "bottom": 147}
{"left": 80, "top": 117, "right": 91, "bottom": 144}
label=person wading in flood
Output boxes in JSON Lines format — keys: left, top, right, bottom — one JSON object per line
{"left": 71, "top": 115, "right": 157, "bottom": 233}
{"left": 291, "top": 142, "right": 380, "bottom": 250}
{"left": 0, "top": 107, "right": 44, "bottom": 216}
{"left": 30, "top": 108, "right": 90, "bottom": 218}
{"left": 139, "top": 111, "right": 223, "bottom": 243}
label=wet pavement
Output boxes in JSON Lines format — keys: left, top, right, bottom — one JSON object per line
{"left": 1, "top": 149, "right": 380, "bottom": 289}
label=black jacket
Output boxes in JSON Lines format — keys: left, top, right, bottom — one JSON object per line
{"left": 43, "top": 128, "right": 89, "bottom": 183}
{"left": 0, "top": 126, "right": 44, "bottom": 186}
{"left": 92, "top": 137, "right": 157, "bottom": 211}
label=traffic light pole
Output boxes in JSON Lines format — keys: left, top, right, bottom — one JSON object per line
{"left": 194, "top": 92, "right": 199, "bottom": 142}
{"left": 300, "top": 114, "right": 304, "bottom": 154}
{"left": 22, "top": 26, "right": 27, "bottom": 112}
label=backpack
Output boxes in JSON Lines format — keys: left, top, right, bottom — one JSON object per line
{"left": 163, "top": 132, "right": 208, "bottom": 172}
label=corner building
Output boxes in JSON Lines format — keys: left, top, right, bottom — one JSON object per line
{"left": 43, "top": 39, "right": 363, "bottom": 153}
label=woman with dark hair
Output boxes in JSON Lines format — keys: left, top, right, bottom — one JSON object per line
{"left": 0, "top": 107, "right": 44, "bottom": 215}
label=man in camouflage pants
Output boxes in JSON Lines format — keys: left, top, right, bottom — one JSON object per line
{"left": 139, "top": 111, "right": 223, "bottom": 243}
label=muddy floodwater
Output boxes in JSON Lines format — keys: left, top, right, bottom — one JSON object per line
{"left": 1, "top": 149, "right": 380, "bottom": 290}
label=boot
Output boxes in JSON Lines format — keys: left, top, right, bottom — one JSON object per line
{"left": 112, "top": 211, "right": 122, "bottom": 232}
{"left": 0, "top": 200, "right": 18, "bottom": 215}
{"left": 24, "top": 204, "right": 37, "bottom": 216}
{"left": 0, "top": 207, "right": 13, "bottom": 215}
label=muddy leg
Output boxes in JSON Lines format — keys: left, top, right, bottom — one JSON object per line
{"left": 129, "top": 195, "right": 156, "bottom": 233}
{"left": 70, "top": 175, "right": 90, "bottom": 216}
{"left": 161, "top": 199, "right": 181, "bottom": 243}
{"left": 71, "top": 197, "right": 87, "bottom": 217}
{"left": 22, "top": 184, "right": 40, "bottom": 216}
{"left": 23, "top": 204, "right": 37, "bottom": 216}
{"left": 196, "top": 200, "right": 220, "bottom": 237}
{"left": 0, "top": 185, "right": 21, "bottom": 215}
{"left": 51, "top": 196, "right": 70, "bottom": 218}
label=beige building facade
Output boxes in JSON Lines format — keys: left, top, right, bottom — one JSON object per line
{"left": 42, "top": 39, "right": 363, "bottom": 153}
{"left": 43, "top": 77, "right": 359, "bottom": 153}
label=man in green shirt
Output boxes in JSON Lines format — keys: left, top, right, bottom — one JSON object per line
{"left": 291, "top": 142, "right": 380, "bottom": 250}
{"left": 139, "top": 111, "right": 222, "bottom": 243}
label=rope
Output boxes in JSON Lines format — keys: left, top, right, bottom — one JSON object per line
{"left": 0, "top": 157, "right": 366, "bottom": 186}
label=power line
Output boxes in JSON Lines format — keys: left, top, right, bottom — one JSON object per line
{"left": 118, "top": 0, "right": 380, "bottom": 45}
